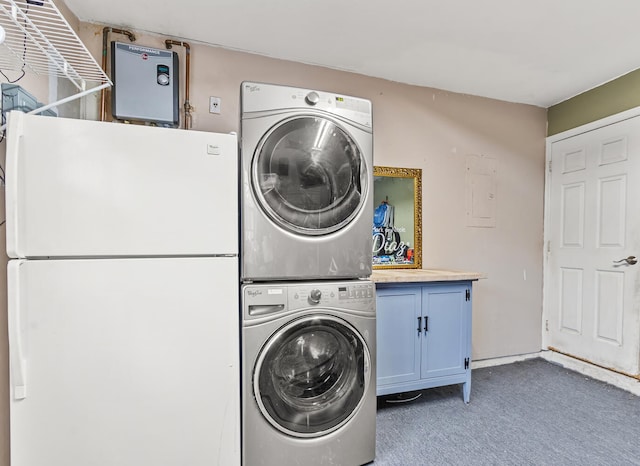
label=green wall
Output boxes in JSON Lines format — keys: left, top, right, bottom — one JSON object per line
{"left": 547, "top": 68, "right": 640, "bottom": 136}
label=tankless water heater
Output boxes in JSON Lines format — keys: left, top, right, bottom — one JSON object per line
{"left": 111, "top": 42, "right": 179, "bottom": 126}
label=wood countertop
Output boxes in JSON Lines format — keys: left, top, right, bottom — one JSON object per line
{"left": 371, "top": 268, "right": 486, "bottom": 283}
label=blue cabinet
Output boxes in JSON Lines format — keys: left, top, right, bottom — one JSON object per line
{"left": 376, "top": 281, "right": 472, "bottom": 403}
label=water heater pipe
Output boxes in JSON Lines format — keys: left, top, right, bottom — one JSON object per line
{"left": 100, "top": 27, "right": 136, "bottom": 121}
{"left": 165, "top": 40, "right": 192, "bottom": 129}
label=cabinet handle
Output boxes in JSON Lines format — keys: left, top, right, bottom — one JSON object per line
{"left": 417, "top": 316, "right": 422, "bottom": 335}
{"left": 424, "top": 315, "right": 429, "bottom": 332}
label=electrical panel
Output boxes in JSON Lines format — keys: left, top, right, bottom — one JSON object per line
{"left": 111, "top": 42, "right": 179, "bottom": 126}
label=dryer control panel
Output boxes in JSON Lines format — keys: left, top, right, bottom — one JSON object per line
{"left": 242, "top": 81, "right": 372, "bottom": 129}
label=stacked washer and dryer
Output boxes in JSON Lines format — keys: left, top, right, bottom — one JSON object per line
{"left": 239, "top": 82, "right": 376, "bottom": 466}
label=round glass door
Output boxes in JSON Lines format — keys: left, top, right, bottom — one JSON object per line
{"left": 254, "top": 315, "right": 370, "bottom": 438}
{"left": 252, "top": 116, "right": 367, "bottom": 235}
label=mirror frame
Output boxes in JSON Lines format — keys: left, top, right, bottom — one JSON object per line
{"left": 372, "top": 166, "right": 423, "bottom": 270}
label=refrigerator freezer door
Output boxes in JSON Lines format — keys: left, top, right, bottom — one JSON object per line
{"left": 8, "top": 257, "right": 240, "bottom": 466}
{"left": 5, "top": 112, "right": 238, "bottom": 258}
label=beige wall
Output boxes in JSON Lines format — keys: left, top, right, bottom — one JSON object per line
{"left": 83, "top": 25, "right": 548, "bottom": 354}
{"left": 77, "top": 25, "right": 546, "bottom": 360}
{"left": 0, "top": 19, "right": 547, "bottom": 465}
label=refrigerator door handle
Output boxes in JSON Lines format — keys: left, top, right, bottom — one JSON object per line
{"left": 6, "top": 112, "right": 25, "bottom": 258}
{"left": 8, "top": 260, "right": 27, "bottom": 400}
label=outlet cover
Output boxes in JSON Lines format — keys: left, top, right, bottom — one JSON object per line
{"left": 209, "top": 96, "right": 221, "bottom": 114}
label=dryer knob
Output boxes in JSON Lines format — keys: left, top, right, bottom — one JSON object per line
{"left": 308, "top": 289, "right": 322, "bottom": 304}
{"left": 305, "top": 91, "right": 320, "bottom": 106}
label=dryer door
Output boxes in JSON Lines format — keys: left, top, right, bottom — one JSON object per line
{"left": 254, "top": 314, "right": 370, "bottom": 438}
{"left": 252, "top": 116, "right": 367, "bottom": 235}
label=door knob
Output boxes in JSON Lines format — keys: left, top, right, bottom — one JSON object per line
{"left": 613, "top": 256, "right": 637, "bottom": 265}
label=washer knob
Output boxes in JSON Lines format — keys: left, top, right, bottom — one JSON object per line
{"left": 308, "top": 289, "right": 322, "bottom": 304}
{"left": 305, "top": 91, "right": 320, "bottom": 106}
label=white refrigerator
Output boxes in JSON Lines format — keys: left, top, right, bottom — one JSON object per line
{"left": 5, "top": 112, "right": 240, "bottom": 466}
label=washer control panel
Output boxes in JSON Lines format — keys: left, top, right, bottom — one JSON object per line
{"left": 243, "top": 281, "right": 375, "bottom": 317}
{"left": 338, "top": 283, "right": 375, "bottom": 300}
{"left": 290, "top": 281, "right": 374, "bottom": 311}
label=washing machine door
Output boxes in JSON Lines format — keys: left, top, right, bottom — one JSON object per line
{"left": 254, "top": 314, "right": 370, "bottom": 438}
{"left": 252, "top": 116, "right": 367, "bottom": 235}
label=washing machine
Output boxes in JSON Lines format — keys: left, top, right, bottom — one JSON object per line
{"left": 240, "top": 82, "right": 374, "bottom": 282}
{"left": 242, "top": 280, "right": 376, "bottom": 466}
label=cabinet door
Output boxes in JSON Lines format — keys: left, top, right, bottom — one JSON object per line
{"left": 376, "top": 286, "right": 422, "bottom": 387}
{"left": 421, "top": 283, "right": 470, "bottom": 379}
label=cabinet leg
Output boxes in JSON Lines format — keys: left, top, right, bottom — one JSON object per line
{"left": 462, "top": 381, "right": 470, "bottom": 403}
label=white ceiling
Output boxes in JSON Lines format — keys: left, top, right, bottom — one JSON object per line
{"left": 64, "top": 0, "right": 640, "bottom": 108}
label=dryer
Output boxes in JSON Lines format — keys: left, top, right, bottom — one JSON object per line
{"left": 241, "top": 280, "right": 376, "bottom": 466}
{"left": 240, "top": 82, "right": 373, "bottom": 281}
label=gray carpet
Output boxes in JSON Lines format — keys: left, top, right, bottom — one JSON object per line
{"left": 374, "top": 358, "right": 640, "bottom": 465}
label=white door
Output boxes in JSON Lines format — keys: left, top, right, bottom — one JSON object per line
{"left": 8, "top": 257, "right": 240, "bottom": 466}
{"left": 545, "top": 115, "right": 640, "bottom": 375}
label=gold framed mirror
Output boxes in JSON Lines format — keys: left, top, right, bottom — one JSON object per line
{"left": 372, "top": 166, "right": 422, "bottom": 269}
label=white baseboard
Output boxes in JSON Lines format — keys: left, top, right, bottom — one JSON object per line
{"left": 470, "top": 352, "right": 542, "bottom": 370}
{"left": 540, "top": 350, "right": 640, "bottom": 397}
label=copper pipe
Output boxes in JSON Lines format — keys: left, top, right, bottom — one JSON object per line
{"left": 100, "top": 27, "right": 136, "bottom": 121}
{"left": 165, "top": 40, "right": 192, "bottom": 129}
